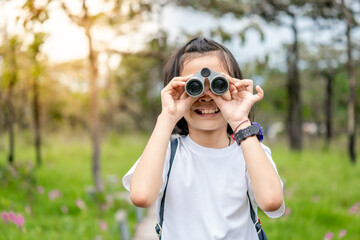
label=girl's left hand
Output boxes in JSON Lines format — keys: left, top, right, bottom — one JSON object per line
{"left": 208, "top": 73, "right": 264, "bottom": 130}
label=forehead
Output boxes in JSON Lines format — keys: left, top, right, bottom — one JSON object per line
{"left": 180, "top": 52, "right": 230, "bottom": 76}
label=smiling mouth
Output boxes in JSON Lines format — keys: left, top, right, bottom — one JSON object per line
{"left": 194, "top": 107, "right": 220, "bottom": 115}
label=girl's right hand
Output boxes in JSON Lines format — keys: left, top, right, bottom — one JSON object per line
{"left": 160, "top": 74, "right": 197, "bottom": 123}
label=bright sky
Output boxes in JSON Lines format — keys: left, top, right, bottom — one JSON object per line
{"left": 0, "top": 0, "right": 158, "bottom": 63}
{"left": 2, "top": 1, "right": 354, "bottom": 68}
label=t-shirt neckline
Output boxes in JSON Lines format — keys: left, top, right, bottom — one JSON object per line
{"left": 184, "top": 135, "right": 239, "bottom": 157}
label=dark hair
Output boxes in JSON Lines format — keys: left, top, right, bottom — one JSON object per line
{"left": 163, "top": 37, "right": 254, "bottom": 135}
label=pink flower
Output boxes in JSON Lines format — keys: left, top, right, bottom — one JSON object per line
{"left": 48, "top": 189, "right": 62, "bottom": 200}
{"left": 61, "top": 205, "right": 68, "bottom": 214}
{"left": 76, "top": 199, "right": 86, "bottom": 209}
{"left": 37, "top": 186, "right": 44, "bottom": 194}
{"left": 324, "top": 232, "right": 334, "bottom": 240}
{"left": 25, "top": 205, "right": 31, "bottom": 215}
{"left": 1, "top": 212, "right": 9, "bottom": 223}
{"left": 349, "top": 202, "right": 359, "bottom": 215}
{"left": 13, "top": 214, "right": 25, "bottom": 228}
{"left": 339, "top": 229, "right": 347, "bottom": 238}
{"left": 1, "top": 212, "right": 25, "bottom": 229}
{"left": 9, "top": 212, "right": 17, "bottom": 222}
{"left": 99, "top": 220, "right": 108, "bottom": 231}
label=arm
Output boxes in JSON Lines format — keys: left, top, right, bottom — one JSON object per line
{"left": 210, "top": 75, "right": 284, "bottom": 212}
{"left": 130, "top": 75, "right": 196, "bottom": 208}
{"left": 234, "top": 122, "right": 283, "bottom": 212}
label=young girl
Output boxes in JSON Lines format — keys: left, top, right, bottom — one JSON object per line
{"left": 122, "top": 37, "right": 285, "bottom": 240}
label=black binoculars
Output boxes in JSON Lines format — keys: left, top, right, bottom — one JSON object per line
{"left": 185, "top": 68, "right": 229, "bottom": 97}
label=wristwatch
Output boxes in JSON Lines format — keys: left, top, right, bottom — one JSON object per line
{"left": 233, "top": 123, "right": 263, "bottom": 145}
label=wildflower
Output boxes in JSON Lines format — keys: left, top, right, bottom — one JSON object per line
{"left": 349, "top": 202, "right": 359, "bottom": 215}
{"left": 13, "top": 214, "right": 25, "bottom": 228}
{"left": 48, "top": 189, "right": 62, "bottom": 200}
{"left": 76, "top": 198, "right": 86, "bottom": 210}
{"left": 1, "top": 212, "right": 25, "bottom": 229}
{"left": 339, "top": 229, "right": 347, "bottom": 238}
{"left": 37, "top": 186, "right": 45, "bottom": 194}
{"left": 324, "top": 232, "right": 334, "bottom": 240}
{"left": 99, "top": 220, "right": 108, "bottom": 231}
{"left": 9, "top": 212, "right": 17, "bottom": 222}
{"left": 1, "top": 212, "right": 9, "bottom": 224}
{"left": 25, "top": 205, "right": 31, "bottom": 215}
{"left": 61, "top": 205, "right": 68, "bottom": 214}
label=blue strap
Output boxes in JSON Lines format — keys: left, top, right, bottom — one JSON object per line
{"left": 155, "top": 138, "right": 178, "bottom": 239}
{"left": 247, "top": 192, "right": 267, "bottom": 239}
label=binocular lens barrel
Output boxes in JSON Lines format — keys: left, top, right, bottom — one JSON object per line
{"left": 185, "top": 68, "right": 229, "bottom": 97}
{"left": 211, "top": 77, "right": 228, "bottom": 95}
{"left": 186, "top": 79, "right": 203, "bottom": 97}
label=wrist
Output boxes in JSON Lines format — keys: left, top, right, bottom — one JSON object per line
{"left": 230, "top": 118, "right": 250, "bottom": 133}
{"left": 158, "top": 112, "right": 179, "bottom": 128}
{"left": 232, "top": 122, "right": 264, "bottom": 144}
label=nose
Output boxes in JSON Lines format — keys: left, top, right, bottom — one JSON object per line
{"left": 199, "top": 78, "right": 213, "bottom": 102}
{"left": 199, "top": 93, "right": 213, "bottom": 102}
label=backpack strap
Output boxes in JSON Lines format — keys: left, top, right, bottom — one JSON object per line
{"left": 247, "top": 192, "right": 267, "bottom": 239}
{"left": 155, "top": 138, "right": 178, "bottom": 239}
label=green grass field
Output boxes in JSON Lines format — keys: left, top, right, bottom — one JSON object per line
{"left": 1, "top": 132, "right": 359, "bottom": 239}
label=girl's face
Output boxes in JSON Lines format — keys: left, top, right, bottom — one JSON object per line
{"left": 180, "top": 53, "right": 231, "bottom": 135}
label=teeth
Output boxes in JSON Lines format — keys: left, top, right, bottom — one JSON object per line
{"left": 199, "top": 108, "right": 219, "bottom": 114}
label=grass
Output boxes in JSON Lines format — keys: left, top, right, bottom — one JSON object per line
{"left": 0, "top": 131, "right": 149, "bottom": 240}
{"left": 1, "top": 132, "right": 360, "bottom": 239}
{"left": 260, "top": 140, "right": 360, "bottom": 239}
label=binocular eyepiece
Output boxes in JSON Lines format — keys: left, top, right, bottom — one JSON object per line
{"left": 185, "top": 68, "right": 229, "bottom": 97}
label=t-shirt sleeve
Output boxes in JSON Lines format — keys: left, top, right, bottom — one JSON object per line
{"left": 246, "top": 143, "right": 285, "bottom": 219}
{"left": 122, "top": 141, "right": 171, "bottom": 195}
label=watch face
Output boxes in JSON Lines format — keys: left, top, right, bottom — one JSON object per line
{"left": 249, "top": 125, "right": 260, "bottom": 135}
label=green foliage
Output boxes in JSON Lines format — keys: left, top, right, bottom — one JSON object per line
{"left": 115, "top": 53, "right": 163, "bottom": 130}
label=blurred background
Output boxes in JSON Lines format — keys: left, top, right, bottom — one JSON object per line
{"left": 0, "top": 0, "right": 359, "bottom": 240}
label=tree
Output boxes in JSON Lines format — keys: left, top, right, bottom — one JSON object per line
{"left": 60, "top": 0, "right": 157, "bottom": 193}
{"left": 20, "top": 0, "right": 51, "bottom": 166}
{"left": 341, "top": 0, "right": 358, "bottom": 163}
{"left": 27, "top": 33, "right": 46, "bottom": 166}
{"left": 1, "top": 36, "right": 20, "bottom": 164}
{"left": 310, "top": 0, "right": 359, "bottom": 162}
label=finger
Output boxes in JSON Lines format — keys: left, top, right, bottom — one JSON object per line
{"left": 253, "top": 85, "right": 264, "bottom": 102}
{"left": 221, "top": 72, "right": 241, "bottom": 85}
{"left": 234, "top": 79, "right": 253, "bottom": 93}
{"left": 207, "top": 90, "right": 228, "bottom": 106}
{"left": 166, "top": 74, "right": 193, "bottom": 89}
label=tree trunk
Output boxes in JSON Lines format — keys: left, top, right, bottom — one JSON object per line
{"left": 324, "top": 71, "right": 333, "bottom": 148}
{"left": 342, "top": 0, "right": 357, "bottom": 163}
{"left": 5, "top": 38, "right": 18, "bottom": 164}
{"left": 32, "top": 77, "right": 42, "bottom": 166}
{"left": 286, "top": 16, "right": 302, "bottom": 150}
{"left": 345, "top": 22, "right": 357, "bottom": 163}
{"left": 85, "top": 17, "right": 103, "bottom": 193}
{"left": 6, "top": 92, "right": 15, "bottom": 163}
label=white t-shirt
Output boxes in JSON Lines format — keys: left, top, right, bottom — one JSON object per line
{"left": 123, "top": 135, "right": 285, "bottom": 240}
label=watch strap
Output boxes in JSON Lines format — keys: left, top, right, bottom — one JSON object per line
{"left": 233, "top": 124, "right": 260, "bottom": 145}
